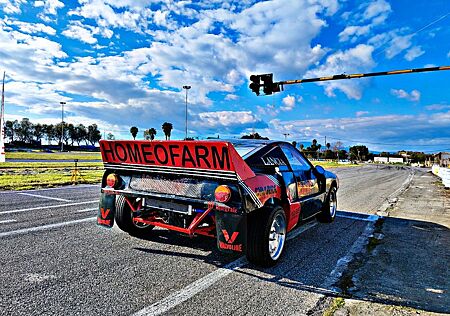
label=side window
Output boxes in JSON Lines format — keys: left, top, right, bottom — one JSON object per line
{"left": 260, "top": 146, "right": 289, "bottom": 170}
{"left": 245, "top": 145, "right": 289, "bottom": 171}
{"left": 281, "top": 145, "right": 311, "bottom": 172}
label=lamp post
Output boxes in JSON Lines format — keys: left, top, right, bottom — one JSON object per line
{"left": 182, "top": 85, "right": 191, "bottom": 140}
{"left": 60, "top": 101, "right": 66, "bottom": 152}
{"left": 283, "top": 133, "right": 290, "bottom": 140}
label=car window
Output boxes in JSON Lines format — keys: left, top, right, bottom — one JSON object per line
{"left": 280, "top": 144, "right": 311, "bottom": 172}
{"left": 245, "top": 145, "right": 289, "bottom": 171}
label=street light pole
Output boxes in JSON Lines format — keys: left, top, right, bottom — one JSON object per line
{"left": 60, "top": 101, "right": 66, "bottom": 152}
{"left": 182, "top": 85, "right": 191, "bottom": 140}
{"left": 283, "top": 133, "right": 290, "bottom": 140}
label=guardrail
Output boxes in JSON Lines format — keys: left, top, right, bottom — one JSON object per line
{"left": 432, "top": 165, "right": 450, "bottom": 188}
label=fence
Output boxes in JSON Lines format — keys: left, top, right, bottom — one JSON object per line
{"left": 432, "top": 165, "right": 450, "bottom": 188}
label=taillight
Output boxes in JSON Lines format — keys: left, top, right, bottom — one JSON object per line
{"left": 106, "top": 173, "right": 118, "bottom": 188}
{"left": 215, "top": 185, "right": 231, "bottom": 203}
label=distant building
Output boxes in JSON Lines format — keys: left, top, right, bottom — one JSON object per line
{"left": 374, "top": 156, "right": 404, "bottom": 164}
{"left": 434, "top": 152, "right": 450, "bottom": 167}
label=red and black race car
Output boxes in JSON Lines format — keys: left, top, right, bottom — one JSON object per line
{"left": 98, "top": 139, "right": 338, "bottom": 267}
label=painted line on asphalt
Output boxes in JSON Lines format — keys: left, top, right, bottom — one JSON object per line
{"left": 132, "top": 220, "right": 318, "bottom": 316}
{"left": 76, "top": 208, "right": 98, "bottom": 213}
{"left": 0, "top": 184, "right": 99, "bottom": 194}
{"left": 336, "top": 210, "right": 379, "bottom": 222}
{"left": 17, "top": 192, "right": 72, "bottom": 202}
{"left": 0, "top": 219, "right": 16, "bottom": 224}
{"left": 0, "top": 217, "right": 96, "bottom": 238}
{"left": 0, "top": 200, "right": 98, "bottom": 215}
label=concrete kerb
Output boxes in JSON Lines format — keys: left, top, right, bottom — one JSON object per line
{"left": 377, "top": 169, "right": 415, "bottom": 217}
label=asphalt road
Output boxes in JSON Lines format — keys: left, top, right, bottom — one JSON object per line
{"left": 0, "top": 165, "right": 414, "bottom": 315}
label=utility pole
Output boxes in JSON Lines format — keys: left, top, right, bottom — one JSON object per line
{"left": 0, "top": 72, "right": 5, "bottom": 163}
{"left": 182, "top": 85, "right": 191, "bottom": 140}
{"left": 60, "top": 101, "right": 66, "bottom": 152}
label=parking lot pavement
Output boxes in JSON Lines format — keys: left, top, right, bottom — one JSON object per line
{"left": 328, "top": 168, "right": 450, "bottom": 316}
{"left": 1, "top": 165, "right": 447, "bottom": 315}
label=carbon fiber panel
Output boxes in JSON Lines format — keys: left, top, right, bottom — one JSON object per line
{"left": 130, "top": 176, "right": 203, "bottom": 198}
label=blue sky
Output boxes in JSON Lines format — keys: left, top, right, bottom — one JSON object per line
{"left": 0, "top": 0, "right": 449, "bottom": 152}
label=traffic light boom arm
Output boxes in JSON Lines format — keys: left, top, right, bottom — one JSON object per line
{"left": 250, "top": 65, "right": 450, "bottom": 96}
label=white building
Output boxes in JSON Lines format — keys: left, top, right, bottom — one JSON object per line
{"left": 374, "top": 157, "right": 403, "bottom": 164}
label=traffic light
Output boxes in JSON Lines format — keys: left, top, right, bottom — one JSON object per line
{"left": 249, "top": 73, "right": 282, "bottom": 95}
{"left": 249, "top": 75, "right": 261, "bottom": 96}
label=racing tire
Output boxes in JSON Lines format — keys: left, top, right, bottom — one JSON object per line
{"left": 317, "top": 186, "right": 337, "bottom": 223}
{"left": 246, "top": 206, "right": 287, "bottom": 267}
{"left": 115, "top": 195, "right": 154, "bottom": 236}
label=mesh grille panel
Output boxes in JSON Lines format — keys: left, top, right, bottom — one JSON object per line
{"left": 130, "top": 176, "right": 203, "bottom": 198}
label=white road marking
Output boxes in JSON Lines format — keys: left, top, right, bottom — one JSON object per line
{"left": 0, "top": 200, "right": 98, "bottom": 215}
{"left": 0, "top": 219, "right": 16, "bottom": 224}
{"left": 336, "top": 211, "right": 379, "bottom": 222}
{"left": 132, "top": 220, "right": 318, "bottom": 316}
{"left": 0, "top": 217, "right": 96, "bottom": 238}
{"left": 17, "top": 192, "right": 72, "bottom": 202}
{"left": 0, "top": 184, "right": 98, "bottom": 194}
{"left": 76, "top": 208, "right": 97, "bottom": 213}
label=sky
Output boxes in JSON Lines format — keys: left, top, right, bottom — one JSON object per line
{"left": 0, "top": 0, "right": 449, "bottom": 153}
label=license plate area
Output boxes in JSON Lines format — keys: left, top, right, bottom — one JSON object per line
{"left": 145, "top": 198, "right": 193, "bottom": 215}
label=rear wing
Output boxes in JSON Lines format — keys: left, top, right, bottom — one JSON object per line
{"left": 99, "top": 140, "right": 255, "bottom": 181}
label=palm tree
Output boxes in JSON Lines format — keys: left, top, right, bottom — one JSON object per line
{"left": 149, "top": 128, "right": 157, "bottom": 140}
{"left": 162, "top": 122, "right": 173, "bottom": 140}
{"left": 130, "top": 126, "right": 138, "bottom": 140}
{"left": 299, "top": 144, "right": 304, "bottom": 151}
{"left": 326, "top": 142, "right": 331, "bottom": 150}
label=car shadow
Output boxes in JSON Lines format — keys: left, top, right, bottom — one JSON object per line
{"left": 130, "top": 216, "right": 449, "bottom": 314}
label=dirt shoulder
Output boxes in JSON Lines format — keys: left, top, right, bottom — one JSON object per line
{"left": 328, "top": 168, "right": 450, "bottom": 316}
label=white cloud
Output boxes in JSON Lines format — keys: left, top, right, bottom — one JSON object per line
{"left": 404, "top": 46, "right": 424, "bottom": 61}
{"left": 194, "top": 111, "right": 267, "bottom": 134}
{"left": 34, "top": 0, "right": 64, "bottom": 15}
{"left": 305, "top": 44, "right": 375, "bottom": 99}
{"left": 425, "top": 104, "right": 450, "bottom": 111}
{"left": 363, "top": 0, "right": 391, "bottom": 22}
{"left": 225, "top": 94, "right": 238, "bottom": 101}
{"left": 62, "top": 21, "right": 113, "bottom": 44}
{"left": 3, "top": 18, "right": 56, "bottom": 35}
{"left": 0, "top": 0, "right": 26, "bottom": 14}
{"left": 281, "top": 95, "right": 296, "bottom": 111}
{"left": 267, "top": 112, "right": 450, "bottom": 151}
{"left": 356, "top": 111, "right": 369, "bottom": 117}
{"left": 391, "top": 89, "right": 421, "bottom": 102}
{"left": 384, "top": 34, "right": 413, "bottom": 59}
{"left": 62, "top": 23, "right": 97, "bottom": 44}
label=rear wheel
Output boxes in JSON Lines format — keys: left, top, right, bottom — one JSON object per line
{"left": 115, "top": 195, "right": 154, "bottom": 236}
{"left": 247, "top": 206, "right": 286, "bottom": 267}
{"left": 317, "top": 186, "right": 337, "bottom": 223}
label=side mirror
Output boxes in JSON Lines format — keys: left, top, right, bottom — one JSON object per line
{"left": 315, "top": 165, "right": 325, "bottom": 175}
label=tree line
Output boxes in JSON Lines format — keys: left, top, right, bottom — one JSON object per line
{"left": 129, "top": 122, "right": 174, "bottom": 141}
{"left": 4, "top": 118, "right": 101, "bottom": 146}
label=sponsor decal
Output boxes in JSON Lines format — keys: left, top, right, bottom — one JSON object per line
{"left": 100, "top": 141, "right": 231, "bottom": 170}
{"left": 207, "top": 201, "right": 238, "bottom": 213}
{"left": 261, "top": 156, "right": 286, "bottom": 166}
{"left": 255, "top": 185, "right": 277, "bottom": 199}
{"left": 97, "top": 207, "right": 111, "bottom": 226}
{"left": 219, "top": 229, "right": 242, "bottom": 252}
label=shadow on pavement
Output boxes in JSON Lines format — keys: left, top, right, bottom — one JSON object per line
{"left": 130, "top": 214, "right": 449, "bottom": 314}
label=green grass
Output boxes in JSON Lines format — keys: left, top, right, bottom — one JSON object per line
{"left": 0, "top": 162, "right": 104, "bottom": 190}
{"left": 6, "top": 151, "right": 101, "bottom": 160}
{"left": 314, "top": 161, "right": 360, "bottom": 169}
{"left": 323, "top": 297, "right": 345, "bottom": 316}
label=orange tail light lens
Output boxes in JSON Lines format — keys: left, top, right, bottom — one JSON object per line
{"left": 106, "top": 173, "right": 118, "bottom": 188}
{"left": 215, "top": 185, "right": 231, "bottom": 203}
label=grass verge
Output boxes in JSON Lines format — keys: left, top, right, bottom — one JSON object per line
{"left": 323, "top": 297, "right": 345, "bottom": 316}
{"left": 0, "top": 163, "right": 104, "bottom": 190}
{"left": 6, "top": 151, "right": 101, "bottom": 160}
